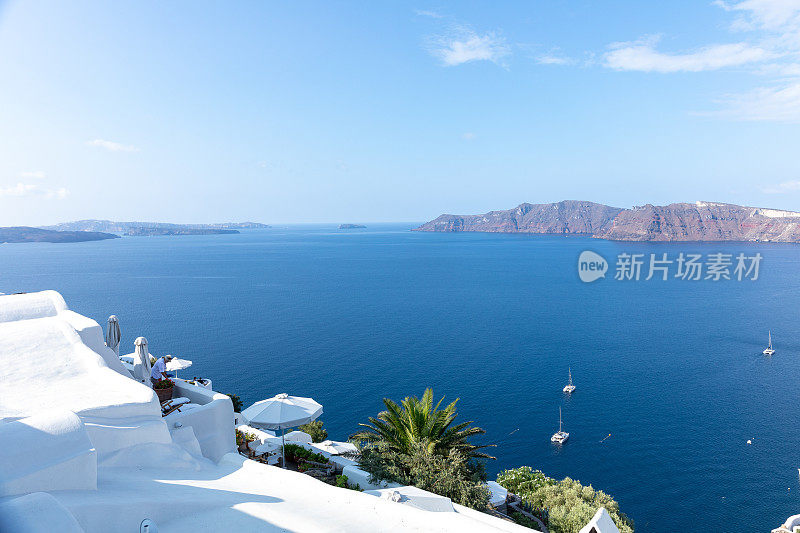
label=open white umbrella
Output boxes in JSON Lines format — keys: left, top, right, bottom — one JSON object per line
{"left": 242, "top": 393, "right": 322, "bottom": 468}
{"left": 165, "top": 356, "right": 192, "bottom": 378}
{"left": 315, "top": 440, "right": 358, "bottom": 456}
{"left": 132, "top": 337, "right": 152, "bottom": 387}
{"left": 105, "top": 315, "right": 121, "bottom": 357}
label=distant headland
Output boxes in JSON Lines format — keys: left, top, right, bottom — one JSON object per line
{"left": 415, "top": 200, "right": 800, "bottom": 242}
{"left": 0, "top": 220, "right": 271, "bottom": 243}
{"left": 0, "top": 227, "right": 119, "bottom": 244}
{"left": 42, "top": 220, "right": 270, "bottom": 237}
{"left": 338, "top": 224, "right": 366, "bottom": 229}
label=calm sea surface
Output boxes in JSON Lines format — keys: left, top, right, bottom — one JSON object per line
{"left": 2, "top": 225, "right": 799, "bottom": 532}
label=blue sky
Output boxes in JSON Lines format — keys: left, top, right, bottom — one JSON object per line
{"left": 1, "top": 0, "right": 799, "bottom": 225}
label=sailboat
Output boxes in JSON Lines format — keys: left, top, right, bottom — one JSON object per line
{"left": 763, "top": 331, "right": 775, "bottom": 355}
{"left": 563, "top": 367, "right": 576, "bottom": 394}
{"left": 551, "top": 406, "right": 569, "bottom": 444}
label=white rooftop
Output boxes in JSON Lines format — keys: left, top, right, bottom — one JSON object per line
{"left": 0, "top": 291, "right": 536, "bottom": 532}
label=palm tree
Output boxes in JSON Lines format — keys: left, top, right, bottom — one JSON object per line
{"left": 352, "top": 388, "right": 495, "bottom": 460}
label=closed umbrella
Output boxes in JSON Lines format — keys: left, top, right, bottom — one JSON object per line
{"left": 132, "top": 337, "right": 152, "bottom": 387}
{"left": 242, "top": 393, "right": 322, "bottom": 468}
{"left": 105, "top": 315, "right": 121, "bottom": 357}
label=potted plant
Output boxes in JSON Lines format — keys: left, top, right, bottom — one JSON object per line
{"left": 236, "top": 430, "right": 257, "bottom": 453}
{"left": 153, "top": 378, "right": 174, "bottom": 403}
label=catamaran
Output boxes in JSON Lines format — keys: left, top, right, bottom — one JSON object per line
{"left": 763, "top": 331, "right": 775, "bottom": 356}
{"left": 551, "top": 406, "right": 569, "bottom": 444}
{"left": 563, "top": 367, "right": 576, "bottom": 393}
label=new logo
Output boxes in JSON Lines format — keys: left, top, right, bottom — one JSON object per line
{"left": 578, "top": 251, "right": 608, "bottom": 283}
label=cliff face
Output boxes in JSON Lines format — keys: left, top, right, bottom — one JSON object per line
{"left": 415, "top": 201, "right": 800, "bottom": 242}
{"left": 417, "top": 201, "right": 624, "bottom": 235}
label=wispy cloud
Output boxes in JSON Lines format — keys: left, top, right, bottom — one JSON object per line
{"left": 0, "top": 183, "right": 69, "bottom": 199}
{"left": 536, "top": 53, "right": 574, "bottom": 66}
{"left": 713, "top": 81, "right": 800, "bottom": 121}
{"left": 428, "top": 27, "right": 510, "bottom": 67}
{"left": 604, "top": 37, "right": 772, "bottom": 72}
{"left": 762, "top": 179, "right": 800, "bottom": 193}
{"left": 461, "top": 132, "right": 476, "bottom": 140}
{"left": 19, "top": 171, "right": 46, "bottom": 179}
{"left": 715, "top": 0, "right": 800, "bottom": 32}
{"left": 588, "top": 0, "right": 800, "bottom": 121}
{"left": 415, "top": 9, "right": 443, "bottom": 19}
{"left": 86, "top": 139, "right": 140, "bottom": 152}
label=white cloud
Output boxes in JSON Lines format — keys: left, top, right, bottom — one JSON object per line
{"left": 536, "top": 54, "right": 573, "bottom": 65}
{"left": 715, "top": 0, "right": 800, "bottom": 31}
{"left": 415, "top": 9, "right": 443, "bottom": 19}
{"left": 0, "top": 183, "right": 69, "bottom": 199}
{"left": 19, "top": 171, "right": 46, "bottom": 179}
{"left": 429, "top": 28, "right": 510, "bottom": 67}
{"left": 714, "top": 80, "right": 800, "bottom": 121}
{"left": 86, "top": 139, "right": 140, "bottom": 152}
{"left": 762, "top": 179, "right": 800, "bottom": 193}
{"left": 604, "top": 37, "right": 773, "bottom": 72}
{"left": 461, "top": 132, "right": 476, "bottom": 140}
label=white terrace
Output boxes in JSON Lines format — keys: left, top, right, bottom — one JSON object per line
{"left": 0, "top": 290, "right": 551, "bottom": 533}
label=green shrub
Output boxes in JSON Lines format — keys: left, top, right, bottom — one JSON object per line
{"left": 225, "top": 393, "right": 243, "bottom": 412}
{"left": 298, "top": 420, "right": 328, "bottom": 443}
{"left": 283, "top": 443, "right": 328, "bottom": 464}
{"left": 496, "top": 466, "right": 553, "bottom": 495}
{"left": 497, "top": 468, "right": 634, "bottom": 533}
{"left": 510, "top": 512, "right": 540, "bottom": 529}
{"left": 358, "top": 441, "right": 489, "bottom": 510}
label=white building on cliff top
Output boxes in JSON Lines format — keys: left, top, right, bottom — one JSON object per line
{"left": 0, "top": 290, "right": 617, "bottom": 533}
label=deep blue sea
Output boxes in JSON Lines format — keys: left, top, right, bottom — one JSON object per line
{"left": 2, "top": 225, "right": 799, "bottom": 532}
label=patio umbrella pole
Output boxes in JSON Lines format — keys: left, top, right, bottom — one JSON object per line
{"left": 282, "top": 428, "right": 286, "bottom": 469}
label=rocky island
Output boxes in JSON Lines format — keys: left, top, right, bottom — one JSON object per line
{"left": 415, "top": 200, "right": 800, "bottom": 242}
{"left": 42, "top": 220, "right": 269, "bottom": 237}
{"left": 338, "top": 224, "right": 366, "bottom": 229}
{"left": 0, "top": 227, "right": 119, "bottom": 244}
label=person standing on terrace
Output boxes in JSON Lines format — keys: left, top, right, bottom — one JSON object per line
{"left": 150, "top": 354, "right": 174, "bottom": 386}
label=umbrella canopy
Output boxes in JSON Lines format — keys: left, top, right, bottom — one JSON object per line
{"left": 242, "top": 393, "right": 322, "bottom": 430}
{"left": 166, "top": 357, "right": 192, "bottom": 371}
{"left": 132, "top": 337, "right": 152, "bottom": 386}
{"left": 105, "top": 315, "right": 121, "bottom": 356}
{"left": 243, "top": 393, "right": 322, "bottom": 469}
{"left": 315, "top": 440, "right": 358, "bottom": 456}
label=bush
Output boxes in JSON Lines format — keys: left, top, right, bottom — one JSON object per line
{"left": 283, "top": 443, "right": 328, "bottom": 464}
{"left": 358, "top": 441, "right": 489, "bottom": 510}
{"left": 225, "top": 393, "right": 243, "bottom": 412}
{"left": 298, "top": 420, "right": 328, "bottom": 443}
{"left": 334, "top": 475, "right": 363, "bottom": 491}
{"left": 510, "top": 512, "right": 540, "bottom": 529}
{"left": 497, "top": 468, "right": 633, "bottom": 533}
{"left": 496, "top": 466, "right": 553, "bottom": 495}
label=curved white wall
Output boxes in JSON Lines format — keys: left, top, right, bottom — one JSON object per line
{"left": 0, "top": 410, "right": 96, "bottom": 497}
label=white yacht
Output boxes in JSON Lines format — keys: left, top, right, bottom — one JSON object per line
{"left": 551, "top": 406, "right": 569, "bottom": 444}
{"left": 563, "top": 367, "right": 576, "bottom": 394}
{"left": 763, "top": 330, "right": 775, "bottom": 355}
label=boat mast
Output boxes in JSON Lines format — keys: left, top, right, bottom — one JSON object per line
{"left": 768, "top": 330, "right": 772, "bottom": 349}
{"left": 559, "top": 406, "right": 563, "bottom": 432}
